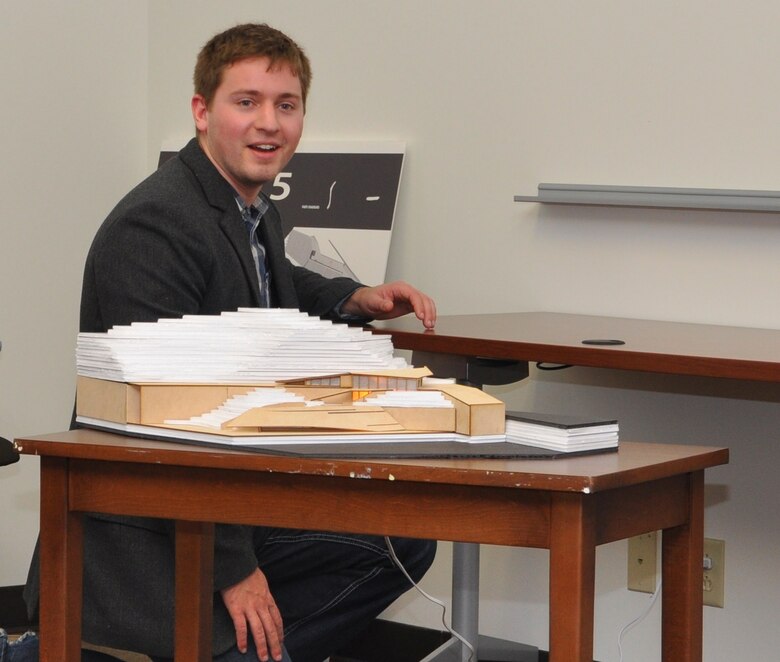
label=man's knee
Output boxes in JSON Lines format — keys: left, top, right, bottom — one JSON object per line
{"left": 389, "top": 538, "right": 437, "bottom": 583}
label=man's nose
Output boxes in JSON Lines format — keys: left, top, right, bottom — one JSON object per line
{"left": 254, "top": 103, "right": 280, "bottom": 131}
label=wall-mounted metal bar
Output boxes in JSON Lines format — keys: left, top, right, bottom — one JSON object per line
{"left": 514, "top": 183, "right": 780, "bottom": 212}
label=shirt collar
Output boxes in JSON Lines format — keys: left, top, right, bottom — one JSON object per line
{"left": 234, "top": 193, "right": 269, "bottom": 218}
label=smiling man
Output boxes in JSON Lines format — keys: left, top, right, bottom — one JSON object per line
{"left": 192, "top": 56, "right": 304, "bottom": 204}
{"left": 24, "top": 23, "right": 436, "bottom": 662}
{"left": 188, "top": 24, "right": 436, "bottom": 325}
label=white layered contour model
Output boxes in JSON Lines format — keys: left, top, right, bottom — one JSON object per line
{"left": 76, "top": 308, "right": 406, "bottom": 383}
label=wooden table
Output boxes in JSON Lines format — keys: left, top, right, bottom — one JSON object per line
{"left": 17, "top": 429, "right": 727, "bottom": 662}
{"left": 371, "top": 311, "right": 780, "bottom": 381}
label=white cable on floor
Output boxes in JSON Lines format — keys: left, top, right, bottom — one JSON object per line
{"left": 617, "top": 579, "right": 662, "bottom": 662}
{"left": 384, "top": 536, "right": 476, "bottom": 662}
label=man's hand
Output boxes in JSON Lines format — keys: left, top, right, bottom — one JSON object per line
{"left": 220, "top": 568, "right": 284, "bottom": 662}
{"left": 342, "top": 280, "right": 436, "bottom": 329}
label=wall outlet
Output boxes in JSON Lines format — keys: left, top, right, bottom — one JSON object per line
{"left": 628, "top": 533, "right": 725, "bottom": 606}
{"left": 627, "top": 531, "right": 658, "bottom": 593}
{"left": 703, "top": 538, "right": 725, "bottom": 608}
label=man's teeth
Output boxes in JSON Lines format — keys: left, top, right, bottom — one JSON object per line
{"left": 254, "top": 145, "right": 277, "bottom": 151}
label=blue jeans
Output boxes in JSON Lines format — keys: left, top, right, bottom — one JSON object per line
{"left": 0, "top": 629, "right": 286, "bottom": 662}
{"left": 0, "top": 630, "right": 124, "bottom": 662}
{"left": 150, "top": 530, "right": 435, "bottom": 662}
{"left": 254, "top": 530, "right": 435, "bottom": 662}
{"left": 0, "top": 630, "right": 37, "bottom": 662}
{"left": 19, "top": 529, "right": 435, "bottom": 662}
{"left": 0, "top": 630, "right": 289, "bottom": 662}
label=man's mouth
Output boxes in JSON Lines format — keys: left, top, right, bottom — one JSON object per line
{"left": 250, "top": 144, "right": 279, "bottom": 153}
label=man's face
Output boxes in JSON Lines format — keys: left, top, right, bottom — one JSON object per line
{"left": 192, "top": 57, "right": 304, "bottom": 203}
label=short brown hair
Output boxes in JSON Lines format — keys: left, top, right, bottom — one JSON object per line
{"left": 194, "top": 23, "right": 312, "bottom": 108}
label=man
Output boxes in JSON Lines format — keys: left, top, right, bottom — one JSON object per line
{"left": 25, "top": 23, "right": 437, "bottom": 662}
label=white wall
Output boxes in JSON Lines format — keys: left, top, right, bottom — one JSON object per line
{"left": 0, "top": 0, "right": 148, "bottom": 583}
{"left": 3, "top": 2, "right": 780, "bottom": 660}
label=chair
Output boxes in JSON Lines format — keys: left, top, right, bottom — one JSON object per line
{"left": 0, "top": 435, "right": 19, "bottom": 466}
{"left": 2, "top": 439, "right": 135, "bottom": 660}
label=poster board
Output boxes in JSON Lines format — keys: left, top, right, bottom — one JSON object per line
{"left": 159, "top": 141, "right": 405, "bottom": 285}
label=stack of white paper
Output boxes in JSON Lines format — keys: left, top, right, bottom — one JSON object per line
{"left": 76, "top": 308, "right": 407, "bottom": 383}
{"left": 504, "top": 411, "right": 619, "bottom": 452}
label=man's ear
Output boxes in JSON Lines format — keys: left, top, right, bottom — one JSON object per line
{"left": 191, "top": 94, "right": 209, "bottom": 133}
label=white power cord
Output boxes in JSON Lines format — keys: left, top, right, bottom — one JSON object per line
{"left": 384, "top": 536, "right": 476, "bottom": 662}
{"left": 617, "top": 579, "right": 662, "bottom": 661}
{"left": 387, "top": 535, "right": 662, "bottom": 662}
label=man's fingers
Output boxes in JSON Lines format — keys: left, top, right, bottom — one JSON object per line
{"left": 220, "top": 569, "right": 285, "bottom": 660}
{"left": 247, "top": 604, "right": 285, "bottom": 662}
{"left": 231, "top": 616, "right": 249, "bottom": 654}
{"left": 269, "top": 601, "right": 284, "bottom": 633}
{"left": 244, "top": 611, "right": 268, "bottom": 661}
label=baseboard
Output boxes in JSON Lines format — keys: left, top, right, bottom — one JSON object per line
{"left": 2, "top": 589, "right": 580, "bottom": 662}
{"left": 334, "top": 619, "right": 595, "bottom": 662}
{"left": 333, "top": 619, "right": 449, "bottom": 661}
{"left": 0, "top": 585, "right": 32, "bottom": 631}
{"left": 0, "top": 590, "right": 448, "bottom": 659}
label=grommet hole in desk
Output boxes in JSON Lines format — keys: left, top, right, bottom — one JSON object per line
{"left": 581, "top": 339, "right": 626, "bottom": 346}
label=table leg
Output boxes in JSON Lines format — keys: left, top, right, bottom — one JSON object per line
{"left": 451, "top": 542, "right": 479, "bottom": 661}
{"left": 549, "top": 493, "right": 595, "bottom": 662}
{"left": 39, "top": 456, "right": 83, "bottom": 662}
{"left": 661, "top": 471, "right": 704, "bottom": 662}
{"left": 174, "top": 520, "right": 215, "bottom": 662}
{"left": 422, "top": 541, "right": 538, "bottom": 662}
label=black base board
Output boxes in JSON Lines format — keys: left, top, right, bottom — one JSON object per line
{"left": 333, "top": 619, "right": 602, "bottom": 662}
{"left": 0, "top": 585, "right": 33, "bottom": 632}
{"left": 333, "top": 619, "right": 574, "bottom": 662}
{"left": 3, "top": 585, "right": 580, "bottom": 661}
{"left": 333, "top": 618, "right": 450, "bottom": 661}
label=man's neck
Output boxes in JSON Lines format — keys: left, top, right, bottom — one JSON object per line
{"left": 196, "top": 134, "right": 262, "bottom": 205}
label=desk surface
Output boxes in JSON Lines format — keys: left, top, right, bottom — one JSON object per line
{"left": 17, "top": 429, "right": 728, "bottom": 495}
{"left": 371, "top": 311, "right": 780, "bottom": 381}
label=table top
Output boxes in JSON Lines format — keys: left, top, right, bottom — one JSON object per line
{"left": 371, "top": 311, "right": 780, "bottom": 381}
{"left": 16, "top": 429, "right": 727, "bottom": 494}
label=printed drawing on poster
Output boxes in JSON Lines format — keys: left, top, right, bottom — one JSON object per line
{"left": 160, "top": 141, "right": 405, "bottom": 286}
{"left": 271, "top": 141, "right": 404, "bottom": 285}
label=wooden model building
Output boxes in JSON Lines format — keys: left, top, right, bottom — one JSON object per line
{"left": 74, "top": 310, "right": 505, "bottom": 444}
{"left": 76, "top": 367, "right": 505, "bottom": 440}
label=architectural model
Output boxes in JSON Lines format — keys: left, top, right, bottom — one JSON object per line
{"left": 75, "top": 310, "right": 506, "bottom": 446}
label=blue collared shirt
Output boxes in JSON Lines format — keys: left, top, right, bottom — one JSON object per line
{"left": 235, "top": 194, "right": 364, "bottom": 318}
{"left": 236, "top": 195, "right": 271, "bottom": 307}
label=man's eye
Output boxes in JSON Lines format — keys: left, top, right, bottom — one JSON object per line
{"left": 238, "top": 99, "right": 254, "bottom": 107}
{"left": 279, "top": 102, "right": 295, "bottom": 111}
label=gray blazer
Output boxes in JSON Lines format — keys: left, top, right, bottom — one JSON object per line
{"left": 25, "top": 138, "right": 364, "bottom": 657}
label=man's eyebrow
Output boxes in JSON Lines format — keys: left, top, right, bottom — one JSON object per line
{"left": 229, "top": 89, "right": 260, "bottom": 97}
{"left": 229, "top": 89, "right": 302, "bottom": 100}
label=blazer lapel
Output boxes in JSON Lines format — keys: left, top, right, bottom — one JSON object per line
{"left": 179, "top": 138, "right": 262, "bottom": 307}
{"left": 259, "top": 200, "right": 299, "bottom": 309}
{"left": 219, "top": 208, "right": 263, "bottom": 307}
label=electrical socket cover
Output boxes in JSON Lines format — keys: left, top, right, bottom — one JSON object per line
{"left": 627, "top": 531, "right": 658, "bottom": 593}
{"left": 703, "top": 538, "right": 725, "bottom": 608}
